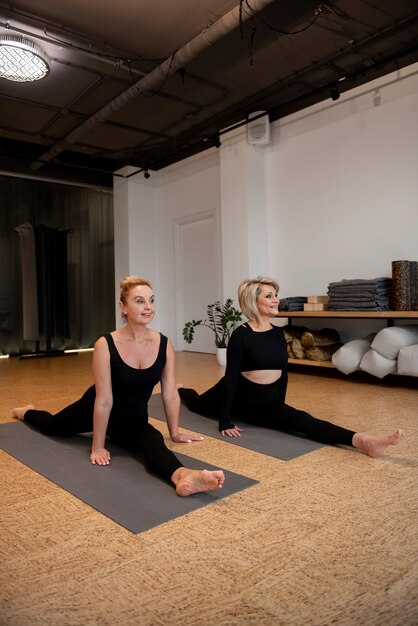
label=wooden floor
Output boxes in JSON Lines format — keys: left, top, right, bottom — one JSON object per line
{"left": 1, "top": 351, "right": 417, "bottom": 626}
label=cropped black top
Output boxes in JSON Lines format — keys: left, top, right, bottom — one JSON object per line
{"left": 220, "top": 323, "right": 288, "bottom": 430}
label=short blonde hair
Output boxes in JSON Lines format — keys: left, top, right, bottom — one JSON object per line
{"left": 119, "top": 276, "right": 153, "bottom": 320}
{"left": 238, "top": 276, "right": 279, "bottom": 319}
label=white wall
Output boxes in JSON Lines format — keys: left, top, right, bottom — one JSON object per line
{"left": 265, "top": 64, "right": 418, "bottom": 299}
{"left": 219, "top": 126, "right": 269, "bottom": 299}
{"left": 114, "top": 62, "right": 418, "bottom": 347}
{"left": 113, "top": 167, "right": 159, "bottom": 327}
{"left": 157, "top": 151, "right": 222, "bottom": 347}
{"left": 114, "top": 151, "right": 221, "bottom": 346}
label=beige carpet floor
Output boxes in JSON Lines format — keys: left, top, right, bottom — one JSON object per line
{"left": 0, "top": 351, "right": 417, "bottom": 626}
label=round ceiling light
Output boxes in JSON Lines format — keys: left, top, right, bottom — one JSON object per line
{"left": 0, "top": 35, "right": 50, "bottom": 82}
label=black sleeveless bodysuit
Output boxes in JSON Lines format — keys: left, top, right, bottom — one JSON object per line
{"left": 24, "top": 330, "right": 184, "bottom": 480}
{"left": 104, "top": 332, "right": 167, "bottom": 434}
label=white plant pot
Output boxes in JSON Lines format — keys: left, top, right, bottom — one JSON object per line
{"left": 216, "top": 347, "right": 227, "bottom": 367}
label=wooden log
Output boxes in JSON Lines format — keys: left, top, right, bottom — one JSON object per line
{"left": 290, "top": 339, "right": 306, "bottom": 359}
{"left": 305, "top": 343, "right": 342, "bottom": 361}
{"left": 287, "top": 343, "right": 296, "bottom": 359}
{"left": 300, "top": 328, "right": 340, "bottom": 348}
{"left": 283, "top": 325, "right": 309, "bottom": 343}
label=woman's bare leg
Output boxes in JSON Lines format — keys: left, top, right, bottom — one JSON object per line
{"left": 172, "top": 467, "right": 225, "bottom": 496}
{"left": 352, "top": 429, "right": 405, "bottom": 458}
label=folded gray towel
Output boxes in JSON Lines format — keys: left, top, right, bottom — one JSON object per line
{"left": 329, "top": 302, "right": 390, "bottom": 311}
{"left": 328, "top": 278, "right": 392, "bottom": 289}
{"left": 279, "top": 297, "right": 307, "bottom": 312}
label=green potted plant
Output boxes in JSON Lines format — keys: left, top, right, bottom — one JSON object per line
{"left": 182, "top": 299, "right": 242, "bottom": 365}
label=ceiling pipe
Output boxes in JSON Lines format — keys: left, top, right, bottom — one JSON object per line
{"left": 30, "top": 0, "right": 277, "bottom": 171}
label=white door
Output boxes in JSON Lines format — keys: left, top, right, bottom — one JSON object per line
{"left": 176, "top": 212, "right": 220, "bottom": 353}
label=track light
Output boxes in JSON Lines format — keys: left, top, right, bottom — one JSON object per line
{"left": 214, "top": 135, "right": 221, "bottom": 148}
{"left": 144, "top": 169, "right": 150, "bottom": 179}
{"left": 0, "top": 35, "right": 50, "bottom": 82}
{"left": 330, "top": 84, "right": 340, "bottom": 101}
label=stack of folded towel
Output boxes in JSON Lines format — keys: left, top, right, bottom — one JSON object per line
{"left": 327, "top": 278, "right": 392, "bottom": 311}
{"left": 279, "top": 296, "right": 307, "bottom": 312}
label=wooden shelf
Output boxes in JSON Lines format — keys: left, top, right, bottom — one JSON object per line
{"left": 275, "top": 311, "right": 418, "bottom": 320}
{"left": 276, "top": 310, "right": 418, "bottom": 371}
{"left": 288, "top": 358, "right": 335, "bottom": 368}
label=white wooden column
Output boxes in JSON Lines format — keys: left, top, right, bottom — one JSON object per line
{"left": 113, "top": 167, "right": 159, "bottom": 328}
{"left": 219, "top": 126, "right": 269, "bottom": 302}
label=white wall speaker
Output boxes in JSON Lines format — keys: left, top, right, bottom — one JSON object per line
{"left": 247, "top": 111, "right": 270, "bottom": 145}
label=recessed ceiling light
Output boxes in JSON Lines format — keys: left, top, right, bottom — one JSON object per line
{"left": 0, "top": 35, "right": 50, "bottom": 82}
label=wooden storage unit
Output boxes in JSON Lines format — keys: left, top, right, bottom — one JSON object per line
{"left": 274, "top": 311, "right": 418, "bottom": 368}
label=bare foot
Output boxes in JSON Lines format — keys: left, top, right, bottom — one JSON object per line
{"left": 352, "top": 429, "right": 405, "bottom": 458}
{"left": 172, "top": 468, "right": 225, "bottom": 496}
{"left": 11, "top": 405, "right": 35, "bottom": 420}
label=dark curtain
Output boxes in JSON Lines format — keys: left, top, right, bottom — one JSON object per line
{"left": 33, "top": 225, "right": 71, "bottom": 353}
{"left": 0, "top": 175, "right": 114, "bottom": 356}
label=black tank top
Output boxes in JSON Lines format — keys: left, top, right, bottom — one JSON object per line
{"left": 104, "top": 332, "right": 167, "bottom": 427}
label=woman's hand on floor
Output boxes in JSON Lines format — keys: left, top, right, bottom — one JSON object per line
{"left": 221, "top": 426, "right": 243, "bottom": 438}
{"left": 171, "top": 433, "right": 204, "bottom": 443}
{"left": 90, "top": 447, "right": 111, "bottom": 465}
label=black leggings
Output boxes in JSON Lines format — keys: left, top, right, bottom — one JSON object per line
{"left": 187, "top": 376, "right": 355, "bottom": 447}
{"left": 24, "top": 386, "right": 183, "bottom": 482}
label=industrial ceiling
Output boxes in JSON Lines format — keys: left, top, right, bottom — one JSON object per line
{"left": 1, "top": 0, "right": 417, "bottom": 187}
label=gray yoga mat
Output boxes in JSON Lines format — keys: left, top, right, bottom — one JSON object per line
{"left": 148, "top": 394, "right": 324, "bottom": 461}
{"left": 0, "top": 421, "right": 258, "bottom": 534}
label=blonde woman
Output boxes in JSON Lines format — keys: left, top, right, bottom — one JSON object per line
{"left": 13, "top": 276, "right": 225, "bottom": 496}
{"left": 179, "top": 277, "right": 404, "bottom": 458}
